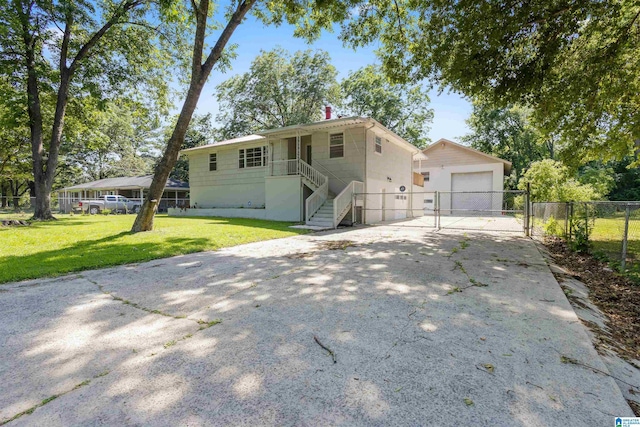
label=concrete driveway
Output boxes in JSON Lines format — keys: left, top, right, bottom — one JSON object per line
{"left": 0, "top": 220, "right": 634, "bottom": 426}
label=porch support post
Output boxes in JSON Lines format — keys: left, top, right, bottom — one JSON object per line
{"left": 296, "top": 131, "right": 301, "bottom": 174}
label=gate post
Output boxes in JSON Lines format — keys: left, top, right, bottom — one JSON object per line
{"left": 525, "top": 183, "right": 531, "bottom": 236}
{"left": 436, "top": 191, "right": 441, "bottom": 230}
{"left": 621, "top": 203, "right": 631, "bottom": 272}
{"left": 352, "top": 193, "right": 356, "bottom": 225}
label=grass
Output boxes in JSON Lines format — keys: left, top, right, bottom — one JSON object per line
{"left": 0, "top": 213, "right": 308, "bottom": 284}
{"left": 590, "top": 217, "right": 640, "bottom": 280}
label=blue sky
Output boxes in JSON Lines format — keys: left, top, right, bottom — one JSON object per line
{"left": 192, "top": 15, "right": 472, "bottom": 142}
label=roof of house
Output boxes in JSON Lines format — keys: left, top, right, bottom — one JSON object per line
{"left": 58, "top": 175, "right": 189, "bottom": 192}
{"left": 181, "top": 117, "right": 423, "bottom": 156}
{"left": 181, "top": 134, "right": 266, "bottom": 152}
{"left": 423, "top": 138, "right": 512, "bottom": 175}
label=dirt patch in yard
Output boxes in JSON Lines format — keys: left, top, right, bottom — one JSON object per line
{"left": 544, "top": 238, "right": 640, "bottom": 362}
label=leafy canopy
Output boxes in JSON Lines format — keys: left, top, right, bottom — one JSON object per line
{"left": 214, "top": 49, "right": 433, "bottom": 147}
{"left": 215, "top": 48, "right": 340, "bottom": 139}
{"left": 340, "top": 64, "right": 433, "bottom": 148}
{"left": 518, "top": 159, "right": 603, "bottom": 202}
{"left": 341, "top": 1, "right": 640, "bottom": 163}
{"left": 461, "top": 102, "right": 550, "bottom": 185}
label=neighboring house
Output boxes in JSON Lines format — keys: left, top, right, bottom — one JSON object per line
{"left": 414, "top": 138, "right": 512, "bottom": 214}
{"left": 177, "top": 116, "right": 425, "bottom": 227}
{"left": 57, "top": 175, "right": 189, "bottom": 213}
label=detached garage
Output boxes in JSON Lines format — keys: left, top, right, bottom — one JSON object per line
{"left": 414, "top": 139, "right": 512, "bottom": 215}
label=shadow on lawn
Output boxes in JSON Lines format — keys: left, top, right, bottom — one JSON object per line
{"left": 165, "top": 215, "right": 304, "bottom": 229}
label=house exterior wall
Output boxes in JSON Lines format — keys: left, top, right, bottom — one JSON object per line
{"left": 188, "top": 142, "right": 268, "bottom": 208}
{"left": 364, "top": 129, "right": 415, "bottom": 223}
{"left": 182, "top": 122, "right": 418, "bottom": 224}
{"left": 265, "top": 176, "right": 302, "bottom": 221}
{"left": 309, "top": 126, "right": 366, "bottom": 195}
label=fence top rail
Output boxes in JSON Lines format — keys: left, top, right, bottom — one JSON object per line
{"left": 354, "top": 190, "right": 525, "bottom": 196}
{"left": 354, "top": 192, "right": 434, "bottom": 196}
{"left": 534, "top": 200, "right": 640, "bottom": 205}
{"left": 437, "top": 190, "right": 526, "bottom": 194}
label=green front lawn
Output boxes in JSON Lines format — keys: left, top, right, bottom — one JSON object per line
{"left": 0, "top": 214, "right": 308, "bottom": 284}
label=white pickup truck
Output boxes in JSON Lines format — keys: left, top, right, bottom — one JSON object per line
{"left": 77, "top": 195, "right": 141, "bottom": 214}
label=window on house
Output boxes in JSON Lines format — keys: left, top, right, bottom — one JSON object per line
{"left": 424, "top": 199, "right": 433, "bottom": 204}
{"left": 329, "top": 133, "right": 344, "bottom": 158}
{"left": 209, "top": 153, "right": 217, "bottom": 171}
{"left": 421, "top": 171, "right": 430, "bottom": 182}
{"left": 239, "top": 146, "right": 267, "bottom": 168}
{"left": 375, "top": 136, "right": 382, "bottom": 154}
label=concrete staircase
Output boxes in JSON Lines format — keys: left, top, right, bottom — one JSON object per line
{"left": 306, "top": 197, "right": 336, "bottom": 228}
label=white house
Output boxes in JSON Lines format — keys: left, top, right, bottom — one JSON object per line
{"left": 173, "top": 116, "right": 424, "bottom": 227}
{"left": 414, "top": 138, "right": 512, "bottom": 214}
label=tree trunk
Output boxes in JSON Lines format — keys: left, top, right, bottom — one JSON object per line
{"left": 0, "top": 181, "right": 7, "bottom": 208}
{"left": 9, "top": 180, "right": 20, "bottom": 210}
{"left": 131, "top": 0, "right": 255, "bottom": 232}
{"left": 131, "top": 82, "right": 206, "bottom": 231}
{"left": 22, "top": 23, "right": 52, "bottom": 220}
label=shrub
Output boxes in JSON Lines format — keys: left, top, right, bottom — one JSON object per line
{"left": 543, "top": 217, "right": 564, "bottom": 237}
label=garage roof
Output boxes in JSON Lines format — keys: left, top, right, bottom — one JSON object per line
{"left": 423, "top": 139, "right": 512, "bottom": 175}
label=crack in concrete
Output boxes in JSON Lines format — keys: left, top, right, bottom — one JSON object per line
{"left": 0, "top": 371, "right": 109, "bottom": 426}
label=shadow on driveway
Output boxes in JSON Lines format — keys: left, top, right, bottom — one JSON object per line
{"left": 0, "top": 222, "right": 634, "bottom": 425}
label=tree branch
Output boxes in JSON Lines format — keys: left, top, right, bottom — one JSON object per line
{"left": 68, "top": 0, "right": 144, "bottom": 74}
{"left": 59, "top": 9, "right": 72, "bottom": 73}
{"left": 190, "top": 0, "right": 209, "bottom": 78}
{"left": 201, "top": 0, "right": 256, "bottom": 78}
{"left": 393, "top": 0, "right": 406, "bottom": 40}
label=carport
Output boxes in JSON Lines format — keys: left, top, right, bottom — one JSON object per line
{"left": 57, "top": 175, "right": 189, "bottom": 213}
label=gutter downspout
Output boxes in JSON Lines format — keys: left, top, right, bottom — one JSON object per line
{"left": 363, "top": 122, "right": 376, "bottom": 225}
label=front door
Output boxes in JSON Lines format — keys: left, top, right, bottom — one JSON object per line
{"left": 305, "top": 144, "right": 312, "bottom": 165}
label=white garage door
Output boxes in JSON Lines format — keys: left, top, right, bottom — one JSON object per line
{"left": 451, "top": 171, "right": 493, "bottom": 212}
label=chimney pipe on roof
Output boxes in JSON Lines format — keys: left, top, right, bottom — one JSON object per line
{"left": 325, "top": 105, "right": 331, "bottom": 120}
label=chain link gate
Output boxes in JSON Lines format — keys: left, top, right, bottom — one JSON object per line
{"left": 353, "top": 189, "right": 529, "bottom": 234}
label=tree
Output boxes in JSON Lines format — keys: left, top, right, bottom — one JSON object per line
{"left": 62, "top": 101, "right": 161, "bottom": 182}
{"left": 215, "top": 48, "right": 340, "bottom": 139}
{"left": 342, "top": 1, "right": 640, "bottom": 163}
{"left": 0, "top": 0, "right": 182, "bottom": 219}
{"left": 605, "top": 158, "right": 640, "bottom": 201}
{"left": 577, "top": 164, "right": 616, "bottom": 199}
{"left": 340, "top": 64, "right": 433, "bottom": 148}
{"left": 461, "top": 102, "right": 550, "bottom": 185}
{"left": 0, "top": 75, "right": 32, "bottom": 208}
{"left": 518, "top": 159, "right": 602, "bottom": 202}
{"left": 132, "top": 0, "right": 364, "bottom": 232}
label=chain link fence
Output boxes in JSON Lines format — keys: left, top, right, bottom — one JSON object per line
{"left": 0, "top": 196, "right": 189, "bottom": 215}
{"left": 352, "top": 190, "right": 529, "bottom": 233}
{"left": 531, "top": 201, "right": 640, "bottom": 280}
